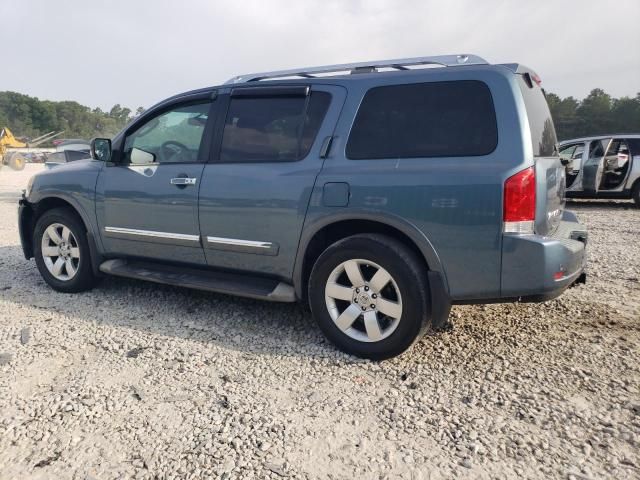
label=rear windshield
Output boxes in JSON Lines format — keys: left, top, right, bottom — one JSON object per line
{"left": 346, "top": 80, "right": 498, "bottom": 159}
{"left": 518, "top": 76, "right": 558, "bottom": 157}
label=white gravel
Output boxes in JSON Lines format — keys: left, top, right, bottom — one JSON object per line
{"left": 1, "top": 165, "right": 639, "bottom": 479}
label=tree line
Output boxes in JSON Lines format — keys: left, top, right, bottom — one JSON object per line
{"left": 0, "top": 91, "right": 144, "bottom": 143}
{"left": 547, "top": 89, "right": 640, "bottom": 140}
{"left": 1, "top": 88, "right": 639, "bottom": 144}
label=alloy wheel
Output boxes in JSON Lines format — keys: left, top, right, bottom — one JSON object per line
{"left": 41, "top": 223, "right": 80, "bottom": 281}
{"left": 324, "top": 259, "right": 403, "bottom": 343}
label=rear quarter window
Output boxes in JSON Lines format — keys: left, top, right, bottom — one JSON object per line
{"left": 346, "top": 80, "right": 498, "bottom": 159}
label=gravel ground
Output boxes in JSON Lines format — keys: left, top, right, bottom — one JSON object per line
{"left": 1, "top": 165, "right": 639, "bottom": 480}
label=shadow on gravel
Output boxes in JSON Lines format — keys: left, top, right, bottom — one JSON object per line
{"left": 0, "top": 244, "right": 337, "bottom": 359}
{"left": 566, "top": 200, "right": 636, "bottom": 210}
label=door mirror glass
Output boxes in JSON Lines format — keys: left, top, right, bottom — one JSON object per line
{"left": 91, "top": 138, "right": 112, "bottom": 162}
{"left": 130, "top": 147, "right": 156, "bottom": 165}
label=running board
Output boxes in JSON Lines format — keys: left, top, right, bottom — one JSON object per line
{"left": 99, "top": 259, "right": 296, "bottom": 302}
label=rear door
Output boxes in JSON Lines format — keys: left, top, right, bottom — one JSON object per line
{"left": 599, "top": 138, "right": 632, "bottom": 191}
{"left": 517, "top": 73, "right": 564, "bottom": 235}
{"left": 198, "top": 84, "right": 345, "bottom": 278}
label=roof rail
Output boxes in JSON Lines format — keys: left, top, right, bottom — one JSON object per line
{"left": 225, "top": 54, "right": 489, "bottom": 84}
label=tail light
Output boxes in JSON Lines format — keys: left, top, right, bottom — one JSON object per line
{"left": 503, "top": 167, "right": 535, "bottom": 233}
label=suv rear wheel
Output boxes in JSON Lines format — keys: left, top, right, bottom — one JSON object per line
{"left": 309, "top": 234, "right": 430, "bottom": 360}
{"left": 33, "top": 208, "right": 97, "bottom": 293}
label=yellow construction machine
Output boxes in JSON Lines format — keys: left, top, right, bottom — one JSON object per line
{"left": 0, "top": 127, "right": 64, "bottom": 171}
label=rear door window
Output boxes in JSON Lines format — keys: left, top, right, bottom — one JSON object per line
{"left": 346, "top": 80, "right": 498, "bottom": 159}
{"left": 517, "top": 76, "right": 558, "bottom": 157}
{"left": 219, "top": 91, "right": 331, "bottom": 163}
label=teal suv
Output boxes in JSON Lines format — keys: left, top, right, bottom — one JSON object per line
{"left": 19, "top": 54, "right": 587, "bottom": 359}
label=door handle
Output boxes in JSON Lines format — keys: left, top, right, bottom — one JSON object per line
{"left": 170, "top": 177, "right": 197, "bottom": 186}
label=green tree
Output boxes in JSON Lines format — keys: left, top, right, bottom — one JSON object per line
{"left": 0, "top": 91, "right": 135, "bottom": 143}
{"left": 575, "top": 88, "right": 614, "bottom": 135}
{"left": 547, "top": 93, "right": 581, "bottom": 139}
{"left": 611, "top": 95, "right": 640, "bottom": 132}
{"left": 547, "top": 89, "right": 640, "bottom": 140}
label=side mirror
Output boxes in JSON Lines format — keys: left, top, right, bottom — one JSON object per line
{"left": 91, "top": 138, "right": 112, "bottom": 162}
{"left": 130, "top": 147, "right": 156, "bottom": 165}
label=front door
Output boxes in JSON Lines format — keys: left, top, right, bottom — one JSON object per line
{"left": 198, "top": 84, "right": 346, "bottom": 278}
{"left": 560, "top": 142, "right": 586, "bottom": 191}
{"left": 96, "top": 98, "right": 215, "bottom": 265}
{"left": 582, "top": 138, "right": 608, "bottom": 194}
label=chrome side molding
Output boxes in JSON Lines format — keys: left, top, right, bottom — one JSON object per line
{"left": 205, "top": 236, "right": 278, "bottom": 256}
{"left": 103, "top": 227, "right": 278, "bottom": 255}
{"left": 104, "top": 227, "right": 200, "bottom": 242}
{"left": 206, "top": 236, "right": 272, "bottom": 249}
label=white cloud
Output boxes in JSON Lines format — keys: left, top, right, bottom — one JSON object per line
{"left": 1, "top": 0, "right": 638, "bottom": 109}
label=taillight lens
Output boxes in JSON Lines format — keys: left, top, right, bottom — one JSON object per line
{"left": 504, "top": 167, "right": 536, "bottom": 233}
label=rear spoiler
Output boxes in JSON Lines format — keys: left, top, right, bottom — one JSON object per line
{"left": 499, "top": 63, "right": 542, "bottom": 88}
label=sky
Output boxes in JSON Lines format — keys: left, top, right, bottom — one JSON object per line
{"left": 1, "top": 0, "right": 639, "bottom": 111}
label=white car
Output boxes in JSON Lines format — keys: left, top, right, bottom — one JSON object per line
{"left": 561, "top": 134, "right": 640, "bottom": 207}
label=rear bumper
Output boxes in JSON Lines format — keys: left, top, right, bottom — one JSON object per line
{"left": 499, "top": 210, "right": 587, "bottom": 301}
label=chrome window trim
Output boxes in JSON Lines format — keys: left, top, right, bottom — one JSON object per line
{"left": 104, "top": 227, "right": 200, "bottom": 242}
{"left": 206, "top": 236, "right": 272, "bottom": 249}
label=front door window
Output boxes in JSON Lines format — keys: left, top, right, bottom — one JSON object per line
{"left": 123, "top": 103, "right": 210, "bottom": 164}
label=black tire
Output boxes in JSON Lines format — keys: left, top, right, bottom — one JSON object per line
{"left": 309, "top": 234, "right": 430, "bottom": 360}
{"left": 33, "top": 207, "right": 97, "bottom": 293}
{"left": 8, "top": 154, "right": 26, "bottom": 171}
{"left": 633, "top": 182, "right": 640, "bottom": 208}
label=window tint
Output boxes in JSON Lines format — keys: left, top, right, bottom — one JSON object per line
{"left": 589, "top": 139, "right": 606, "bottom": 158}
{"left": 559, "top": 144, "right": 577, "bottom": 160}
{"left": 66, "top": 150, "right": 90, "bottom": 162}
{"left": 346, "top": 81, "right": 497, "bottom": 160}
{"left": 572, "top": 144, "right": 585, "bottom": 160}
{"left": 517, "top": 77, "right": 558, "bottom": 157}
{"left": 560, "top": 143, "right": 585, "bottom": 161}
{"left": 47, "top": 152, "right": 65, "bottom": 163}
{"left": 124, "top": 102, "right": 210, "bottom": 164}
{"left": 627, "top": 138, "right": 640, "bottom": 157}
{"left": 220, "top": 91, "right": 330, "bottom": 163}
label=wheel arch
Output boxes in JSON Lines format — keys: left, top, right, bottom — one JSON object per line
{"left": 21, "top": 195, "right": 102, "bottom": 274}
{"left": 293, "top": 213, "right": 448, "bottom": 301}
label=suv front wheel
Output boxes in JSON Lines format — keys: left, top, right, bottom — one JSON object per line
{"left": 33, "top": 207, "right": 97, "bottom": 293}
{"left": 309, "top": 234, "right": 431, "bottom": 360}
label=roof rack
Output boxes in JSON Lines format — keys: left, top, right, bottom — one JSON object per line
{"left": 225, "top": 54, "right": 489, "bottom": 84}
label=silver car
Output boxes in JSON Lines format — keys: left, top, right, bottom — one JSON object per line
{"left": 561, "top": 134, "right": 640, "bottom": 207}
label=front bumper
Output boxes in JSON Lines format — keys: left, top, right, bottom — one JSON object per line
{"left": 500, "top": 210, "right": 587, "bottom": 301}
